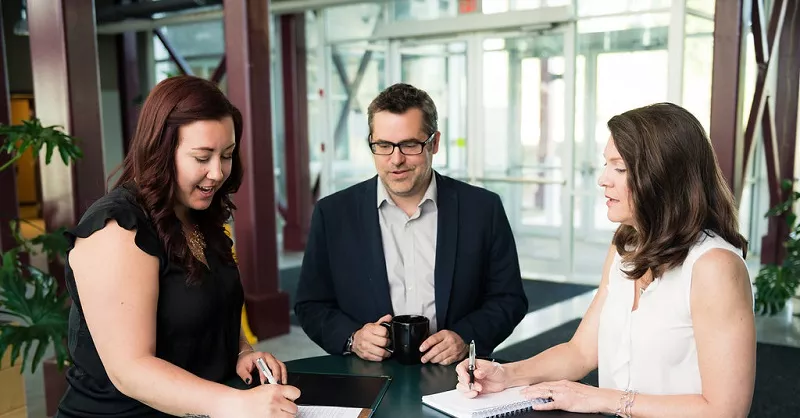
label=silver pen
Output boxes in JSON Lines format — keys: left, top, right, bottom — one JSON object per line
{"left": 255, "top": 357, "right": 278, "bottom": 385}
{"left": 468, "top": 340, "right": 476, "bottom": 390}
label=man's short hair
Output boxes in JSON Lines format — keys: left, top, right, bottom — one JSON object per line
{"left": 367, "top": 83, "right": 438, "bottom": 138}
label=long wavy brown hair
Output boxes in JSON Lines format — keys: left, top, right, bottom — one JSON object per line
{"left": 114, "top": 76, "right": 244, "bottom": 284}
{"left": 608, "top": 102, "right": 747, "bottom": 280}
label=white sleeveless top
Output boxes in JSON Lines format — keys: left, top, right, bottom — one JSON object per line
{"left": 597, "top": 232, "right": 745, "bottom": 395}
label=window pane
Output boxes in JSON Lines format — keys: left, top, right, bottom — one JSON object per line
{"left": 578, "top": 0, "right": 671, "bottom": 16}
{"left": 157, "top": 20, "right": 225, "bottom": 57}
{"left": 682, "top": 15, "right": 715, "bottom": 133}
{"left": 687, "top": 0, "right": 716, "bottom": 15}
{"left": 391, "top": 0, "right": 457, "bottom": 21}
{"left": 325, "top": 3, "right": 383, "bottom": 42}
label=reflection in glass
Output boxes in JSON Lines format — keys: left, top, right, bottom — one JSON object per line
{"left": 400, "top": 42, "right": 467, "bottom": 176}
{"left": 578, "top": 0, "right": 672, "bottom": 16}
{"left": 686, "top": 0, "right": 716, "bottom": 15}
{"left": 682, "top": 15, "right": 715, "bottom": 132}
{"left": 327, "top": 42, "right": 387, "bottom": 191}
{"left": 390, "top": 0, "right": 457, "bottom": 21}
{"left": 480, "top": 33, "right": 567, "bottom": 267}
{"left": 572, "top": 14, "right": 671, "bottom": 279}
{"left": 325, "top": 3, "right": 384, "bottom": 42}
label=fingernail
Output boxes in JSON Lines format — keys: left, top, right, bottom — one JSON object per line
{"left": 245, "top": 378, "right": 251, "bottom": 384}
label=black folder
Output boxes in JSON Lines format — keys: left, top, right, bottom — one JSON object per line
{"left": 287, "top": 372, "right": 392, "bottom": 416}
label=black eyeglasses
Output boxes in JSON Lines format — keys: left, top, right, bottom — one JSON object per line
{"left": 368, "top": 132, "right": 435, "bottom": 155}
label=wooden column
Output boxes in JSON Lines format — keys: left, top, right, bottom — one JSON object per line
{"left": 27, "top": 0, "right": 105, "bottom": 228}
{"left": 0, "top": 4, "right": 18, "bottom": 252}
{"left": 224, "top": 0, "right": 289, "bottom": 339}
{"left": 709, "top": 0, "right": 748, "bottom": 203}
{"left": 761, "top": 0, "right": 799, "bottom": 265}
{"left": 280, "top": 13, "right": 312, "bottom": 252}
{"left": 116, "top": 0, "right": 141, "bottom": 156}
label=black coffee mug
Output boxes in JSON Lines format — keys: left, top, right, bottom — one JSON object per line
{"left": 380, "top": 315, "right": 430, "bottom": 365}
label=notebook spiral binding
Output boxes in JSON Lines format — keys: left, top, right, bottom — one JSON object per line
{"left": 469, "top": 400, "right": 534, "bottom": 418}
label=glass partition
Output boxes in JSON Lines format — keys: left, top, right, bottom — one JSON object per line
{"left": 296, "top": 1, "right": 768, "bottom": 281}
{"left": 399, "top": 41, "right": 468, "bottom": 176}
{"left": 570, "top": 13, "right": 671, "bottom": 280}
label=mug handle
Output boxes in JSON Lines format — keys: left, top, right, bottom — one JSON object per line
{"left": 379, "top": 322, "right": 394, "bottom": 354}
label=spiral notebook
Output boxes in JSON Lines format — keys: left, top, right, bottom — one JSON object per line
{"left": 422, "top": 387, "right": 549, "bottom": 418}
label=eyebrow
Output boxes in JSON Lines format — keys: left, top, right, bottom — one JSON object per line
{"left": 374, "top": 139, "right": 421, "bottom": 143}
{"left": 372, "top": 134, "right": 432, "bottom": 143}
{"left": 191, "top": 143, "right": 236, "bottom": 152}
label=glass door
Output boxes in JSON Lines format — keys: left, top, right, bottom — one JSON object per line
{"left": 396, "top": 40, "right": 469, "bottom": 177}
{"left": 319, "top": 18, "right": 577, "bottom": 278}
{"left": 474, "top": 28, "right": 576, "bottom": 277}
{"left": 571, "top": 33, "right": 670, "bottom": 280}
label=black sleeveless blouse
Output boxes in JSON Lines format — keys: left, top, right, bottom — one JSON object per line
{"left": 57, "top": 185, "right": 244, "bottom": 417}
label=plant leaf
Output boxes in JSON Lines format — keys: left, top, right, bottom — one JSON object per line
{"left": 0, "top": 117, "right": 83, "bottom": 173}
{"left": 0, "top": 260, "right": 70, "bottom": 373}
{"left": 29, "top": 228, "right": 70, "bottom": 261}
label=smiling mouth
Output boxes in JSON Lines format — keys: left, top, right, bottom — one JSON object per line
{"left": 197, "top": 185, "right": 214, "bottom": 193}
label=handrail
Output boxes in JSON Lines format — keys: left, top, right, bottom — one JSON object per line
{"left": 332, "top": 176, "right": 567, "bottom": 186}
{"left": 453, "top": 176, "right": 567, "bottom": 186}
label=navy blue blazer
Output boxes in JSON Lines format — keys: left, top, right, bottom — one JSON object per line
{"left": 294, "top": 172, "right": 528, "bottom": 357}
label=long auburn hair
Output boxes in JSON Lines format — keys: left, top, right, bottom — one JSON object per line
{"left": 114, "top": 76, "right": 244, "bottom": 284}
{"left": 608, "top": 102, "right": 747, "bottom": 280}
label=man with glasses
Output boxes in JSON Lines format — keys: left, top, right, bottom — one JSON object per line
{"left": 295, "top": 83, "right": 528, "bottom": 365}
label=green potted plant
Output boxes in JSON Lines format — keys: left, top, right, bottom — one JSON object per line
{"left": 753, "top": 179, "right": 800, "bottom": 317}
{"left": 0, "top": 118, "right": 82, "bottom": 415}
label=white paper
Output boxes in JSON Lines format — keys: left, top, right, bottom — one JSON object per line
{"left": 296, "top": 405, "right": 362, "bottom": 418}
{"left": 422, "top": 387, "right": 535, "bottom": 418}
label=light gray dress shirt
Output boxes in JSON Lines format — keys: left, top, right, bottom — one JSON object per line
{"left": 376, "top": 174, "right": 438, "bottom": 333}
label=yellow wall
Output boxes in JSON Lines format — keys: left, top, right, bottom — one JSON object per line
{"left": 0, "top": 349, "right": 26, "bottom": 418}
{"left": 10, "top": 95, "right": 38, "bottom": 210}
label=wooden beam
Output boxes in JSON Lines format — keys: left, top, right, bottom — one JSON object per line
{"left": 709, "top": 0, "right": 748, "bottom": 202}
{"left": 0, "top": 4, "right": 19, "bottom": 252}
{"left": 280, "top": 13, "right": 311, "bottom": 252}
{"left": 223, "top": 0, "right": 289, "bottom": 339}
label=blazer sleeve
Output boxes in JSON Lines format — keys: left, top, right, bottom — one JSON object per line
{"left": 293, "top": 203, "right": 362, "bottom": 355}
{"left": 450, "top": 194, "right": 528, "bottom": 355}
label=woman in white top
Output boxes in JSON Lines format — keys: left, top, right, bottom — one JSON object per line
{"left": 456, "top": 103, "right": 756, "bottom": 417}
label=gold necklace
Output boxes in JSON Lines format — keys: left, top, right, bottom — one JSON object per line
{"left": 185, "top": 224, "right": 208, "bottom": 266}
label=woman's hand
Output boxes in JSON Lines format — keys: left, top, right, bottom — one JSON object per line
{"left": 236, "top": 351, "right": 288, "bottom": 385}
{"left": 455, "top": 359, "right": 508, "bottom": 398}
{"left": 223, "top": 384, "right": 301, "bottom": 418}
{"left": 522, "top": 380, "right": 617, "bottom": 414}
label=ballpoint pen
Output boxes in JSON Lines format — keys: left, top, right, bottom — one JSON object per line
{"left": 468, "top": 340, "right": 476, "bottom": 390}
{"left": 255, "top": 357, "right": 278, "bottom": 385}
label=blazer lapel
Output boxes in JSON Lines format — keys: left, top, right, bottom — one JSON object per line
{"left": 360, "top": 177, "right": 394, "bottom": 316}
{"left": 434, "top": 173, "right": 457, "bottom": 328}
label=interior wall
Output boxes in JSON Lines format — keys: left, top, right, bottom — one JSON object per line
{"left": 3, "top": 0, "right": 33, "bottom": 94}
{"left": 97, "top": 35, "right": 124, "bottom": 184}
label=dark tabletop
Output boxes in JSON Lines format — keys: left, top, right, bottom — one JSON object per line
{"left": 283, "top": 355, "right": 601, "bottom": 418}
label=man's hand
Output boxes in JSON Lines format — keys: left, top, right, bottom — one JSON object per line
{"left": 420, "top": 330, "right": 467, "bottom": 365}
{"left": 352, "top": 314, "right": 393, "bottom": 362}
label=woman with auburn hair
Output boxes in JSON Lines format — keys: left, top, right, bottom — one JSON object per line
{"left": 57, "top": 76, "right": 299, "bottom": 417}
{"left": 456, "top": 103, "right": 756, "bottom": 417}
